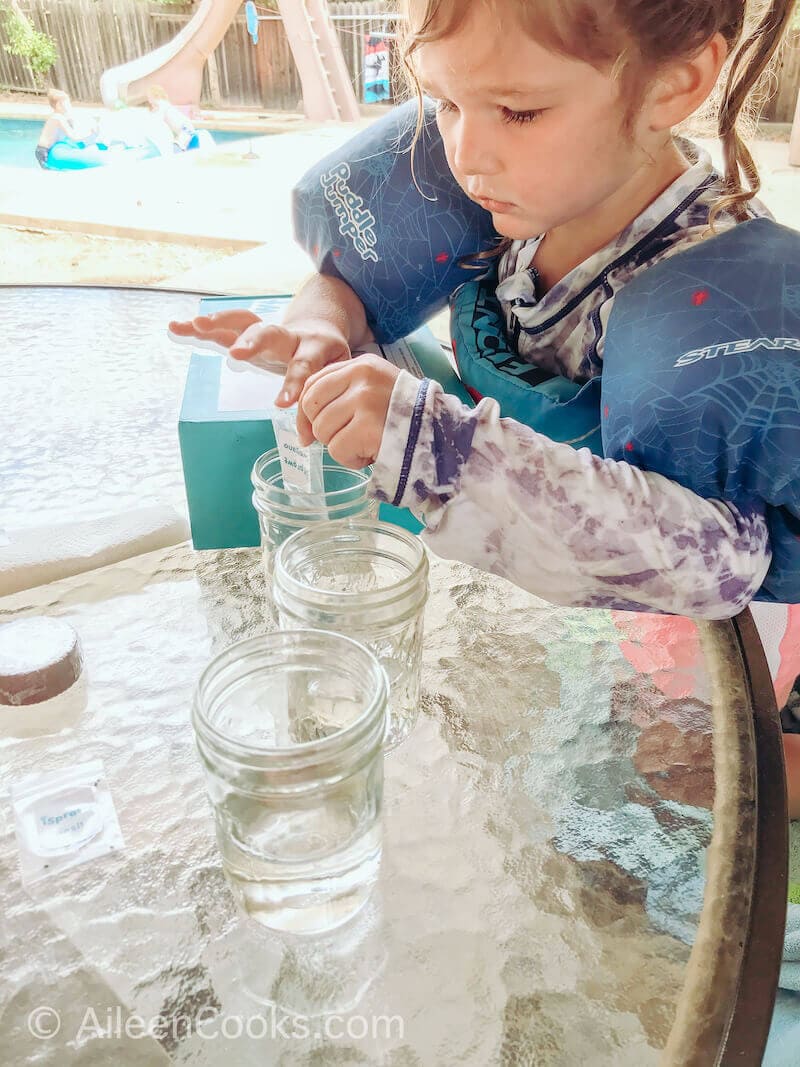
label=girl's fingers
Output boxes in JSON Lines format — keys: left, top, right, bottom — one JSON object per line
{"left": 167, "top": 319, "right": 197, "bottom": 337}
{"left": 308, "top": 395, "right": 357, "bottom": 449}
{"left": 195, "top": 309, "right": 261, "bottom": 333}
{"left": 229, "top": 322, "right": 299, "bottom": 364}
{"left": 326, "top": 416, "right": 375, "bottom": 470}
{"left": 300, "top": 362, "right": 352, "bottom": 417}
{"left": 295, "top": 365, "right": 351, "bottom": 446}
{"left": 279, "top": 338, "right": 350, "bottom": 407}
{"left": 168, "top": 309, "right": 262, "bottom": 347}
{"left": 295, "top": 404, "right": 315, "bottom": 447}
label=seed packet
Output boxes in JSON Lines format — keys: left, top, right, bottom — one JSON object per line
{"left": 10, "top": 760, "right": 124, "bottom": 886}
{"left": 272, "top": 407, "right": 325, "bottom": 496}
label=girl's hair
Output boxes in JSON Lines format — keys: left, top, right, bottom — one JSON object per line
{"left": 401, "top": 0, "right": 796, "bottom": 222}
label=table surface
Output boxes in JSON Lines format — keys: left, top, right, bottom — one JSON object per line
{"left": 0, "top": 286, "right": 197, "bottom": 533}
{"left": 0, "top": 287, "right": 766, "bottom": 1065}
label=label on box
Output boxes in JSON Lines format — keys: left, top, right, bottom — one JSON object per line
{"left": 357, "top": 339, "right": 424, "bottom": 377}
{"left": 218, "top": 360, "right": 284, "bottom": 413}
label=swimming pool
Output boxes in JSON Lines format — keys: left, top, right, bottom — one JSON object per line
{"left": 0, "top": 118, "right": 267, "bottom": 169}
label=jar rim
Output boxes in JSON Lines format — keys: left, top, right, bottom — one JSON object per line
{"left": 191, "top": 629, "right": 388, "bottom": 767}
{"left": 251, "top": 449, "right": 372, "bottom": 508}
{"left": 273, "top": 521, "right": 429, "bottom": 610}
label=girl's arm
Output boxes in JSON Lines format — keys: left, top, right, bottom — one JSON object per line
{"left": 371, "top": 373, "right": 771, "bottom": 620}
{"left": 282, "top": 272, "right": 373, "bottom": 350}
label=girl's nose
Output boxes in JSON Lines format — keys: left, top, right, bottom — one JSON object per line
{"left": 451, "top": 115, "right": 501, "bottom": 177}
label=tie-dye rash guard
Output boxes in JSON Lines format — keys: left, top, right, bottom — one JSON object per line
{"left": 368, "top": 141, "right": 776, "bottom": 620}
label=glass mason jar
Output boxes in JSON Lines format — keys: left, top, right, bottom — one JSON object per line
{"left": 192, "top": 629, "right": 388, "bottom": 936}
{"left": 272, "top": 521, "right": 429, "bottom": 750}
{"left": 251, "top": 449, "right": 378, "bottom": 578}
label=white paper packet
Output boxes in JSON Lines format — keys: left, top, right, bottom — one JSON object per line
{"left": 10, "top": 760, "right": 125, "bottom": 886}
{"left": 272, "top": 408, "right": 325, "bottom": 496}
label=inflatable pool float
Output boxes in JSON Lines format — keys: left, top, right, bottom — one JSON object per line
{"left": 185, "top": 129, "right": 215, "bottom": 152}
{"left": 292, "top": 102, "right": 800, "bottom": 604}
{"left": 46, "top": 128, "right": 216, "bottom": 171}
{"left": 46, "top": 139, "right": 161, "bottom": 170}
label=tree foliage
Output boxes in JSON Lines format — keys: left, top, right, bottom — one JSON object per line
{"left": 0, "top": 0, "right": 58, "bottom": 82}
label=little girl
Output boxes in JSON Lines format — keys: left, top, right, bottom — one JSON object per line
{"left": 171, "top": 0, "right": 800, "bottom": 808}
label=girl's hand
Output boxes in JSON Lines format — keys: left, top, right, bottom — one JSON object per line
{"left": 296, "top": 355, "right": 401, "bottom": 469}
{"left": 167, "top": 309, "right": 352, "bottom": 406}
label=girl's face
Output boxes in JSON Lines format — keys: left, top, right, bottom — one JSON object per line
{"left": 415, "top": 6, "right": 664, "bottom": 241}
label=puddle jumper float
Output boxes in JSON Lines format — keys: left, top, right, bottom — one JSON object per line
{"left": 292, "top": 101, "right": 800, "bottom": 605}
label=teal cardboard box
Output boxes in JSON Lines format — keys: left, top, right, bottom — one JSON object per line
{"left": 178, "top": 295, "right": 474, "bottom": 550}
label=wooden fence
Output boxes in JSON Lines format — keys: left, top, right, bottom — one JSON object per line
{"left": 1, "top": 1, "right": 798, "bottom": 121}
{"left": 762, "top": 31, "right": 800, "bottom": 123}
{"left": 0, "top": 0, "right": 407, "bottom": 110}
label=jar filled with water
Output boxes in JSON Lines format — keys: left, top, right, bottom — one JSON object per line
{"left": 192, "top": 630, "right": 388, "bottom": 935}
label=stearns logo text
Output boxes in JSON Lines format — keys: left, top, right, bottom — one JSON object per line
{"left": 674, "top": 337, "right": 800, "bottom": 367}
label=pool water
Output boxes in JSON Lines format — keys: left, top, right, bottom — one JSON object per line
{"left": 0, "top": 118, "right": 267, "bottom": 169}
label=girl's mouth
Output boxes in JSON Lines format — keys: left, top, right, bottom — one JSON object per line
{"left": 474, "top": 196, "right": 516, "bottom": 213}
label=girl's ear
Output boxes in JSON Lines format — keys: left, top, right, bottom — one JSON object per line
{"left": 646, "top": 32, "right": 729, "bottom": 131}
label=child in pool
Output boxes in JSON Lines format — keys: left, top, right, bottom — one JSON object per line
{"left": 36, "top": 89, "right": 81, "bottom": 168}
{"left": 145, "top": 85, "right": 196, "bottom": 151}
{"left": 171, "top": 0, "right": 800, "bottom": 811}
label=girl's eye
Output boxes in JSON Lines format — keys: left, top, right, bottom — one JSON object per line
{"left": 434, "top": 99, "right": 457, "bottom": 115}
{"left": 501, "top": 107, "right": 544, "bottom": 125}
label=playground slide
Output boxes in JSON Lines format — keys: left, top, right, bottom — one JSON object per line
{"left": 275, "top": 0, "right": 360, "bottom": 122}
{"left": 100, "top": 0, "right": 241, "bottom": 110}
{"left": 100, "top": 0, "right": 360, "bottom": 122}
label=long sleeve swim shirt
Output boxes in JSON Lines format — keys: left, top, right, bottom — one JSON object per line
{"left": 369, "top": 141, "right": 775, "bottom": 619}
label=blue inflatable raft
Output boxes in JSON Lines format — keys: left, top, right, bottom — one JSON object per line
{"left": 45, "top": 129, "right": 215, "bottom": 171}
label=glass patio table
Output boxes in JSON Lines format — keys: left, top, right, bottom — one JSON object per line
{"left": 0, "top": 286, "right": 788, "bottom": 1065}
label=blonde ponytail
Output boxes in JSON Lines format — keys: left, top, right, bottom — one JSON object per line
{"left": 713, "top": 0, "right": 796, "bottom": 221}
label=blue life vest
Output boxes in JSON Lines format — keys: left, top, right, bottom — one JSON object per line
{"left": 292, "top": 106, "right": 800, "bottom": 603}
{"left": 292, "top": 100, "right": 499, "bottom": 342}
{"left": 602, "top": 217, "right": 800, "bottom": 603}
{"left": 450, "top": 270, "right": 603, "bottom": 454}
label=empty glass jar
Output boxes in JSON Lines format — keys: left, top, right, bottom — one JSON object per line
{"left": 251, "top": 448, "right": 379, "bottom": 588}
{"left": 192, "top": 629, "right": 388, "bottom": 936}
{"left": 272, "top": 521, "right": 429, "bottom": 750}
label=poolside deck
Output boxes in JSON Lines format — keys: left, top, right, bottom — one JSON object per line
{"left": 0, "top": 122, "right": 355, "bottom": 242}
